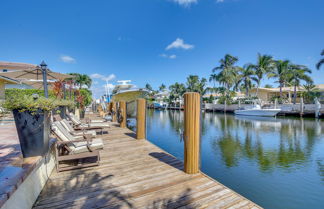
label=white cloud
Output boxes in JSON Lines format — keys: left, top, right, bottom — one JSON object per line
{"left": 172, "top": 0, "right": 197, "bottom": 7}
{"left": 166, "top": 38, "right": 194, "bottom": 50}
{"left": 102, "top": 83, "right": 115, "bottom": 91}
{"left": 90, "top": 73, "right": 116, "bottom": 81}
{"left": 60, "top": 55, "right": 76, "bottom": 63}
{"left": 160, "top": 54, "right": 177, "bottom": 59}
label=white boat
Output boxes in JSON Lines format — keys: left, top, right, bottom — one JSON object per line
{"left": 234, "top": 105, "right": 281, "bottom": 117}
{"left": 111, "top": 80, "right": 148, "bottom": 117}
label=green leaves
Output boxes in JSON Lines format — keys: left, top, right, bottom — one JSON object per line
{"left": 2, "top": 95, "right": 74, "bottom": 113}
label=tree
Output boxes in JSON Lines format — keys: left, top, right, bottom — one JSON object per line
{"left": 186, "top": 75, "right": 207, "bottom": 95}
{"left": 169, "top": 82, "right": 186, "bottom": 103}
{"left": 264, "top": 84, "right": 273, "bottom": 88}
{"left": 316, "top": 49, "right": 324, "bottom": 70}
{"left": 303, "top": 82, "right": 320, "bottom": 103}
{"left": 209, "top": 73, "right": 218, "bottom": 88}
{"left": 236, "top": 64, "right": 258, "bottom": 96}
{"left": 145, "top": 83, "right": 153, "bottom": 91}
{"left": 268, "top": 60, "right": 291, "bottom": 99}
{"left": 288, "top": 65, "right": 312, "bottom": 104}
{"left": 251, "top": 53, "right": 274, "bottom": 96}
{"left": 212, "top": 54, "right": 239, "bottom": 90}
{"left": 159, "top": 84, "right": 166, "bottom": 91}
{"left": 68, "top": 73, "right": 92, "bottom": 89}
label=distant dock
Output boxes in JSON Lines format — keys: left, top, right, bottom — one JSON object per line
{"left": 149, "top": 103, "right": 324, "bottom": 118}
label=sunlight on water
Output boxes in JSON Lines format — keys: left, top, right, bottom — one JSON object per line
{"left": 146, "top": 109, "right": 324, "bottom": 209}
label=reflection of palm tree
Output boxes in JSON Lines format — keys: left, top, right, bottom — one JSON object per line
{"left": 213, "top": 134, "right": 242, "bottom": 167}
{"left": 211, "top": 115, "right": 317, "bottom": 172}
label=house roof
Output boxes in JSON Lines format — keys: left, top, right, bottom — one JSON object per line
{"left": 251, "top": 84, "right": 324, "bottom": 93}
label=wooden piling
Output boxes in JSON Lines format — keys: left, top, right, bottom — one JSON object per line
{"left": 184, "top": 92, "right": 200, "bottom": 174}
{"left": 136, "top": 98, "right": 146, "bottom": 139}
{"left": 119, "top": 101, "right": 126, "bottom": 128}
{"left": 111, "top": 102, "right": 117, "bottom": 122}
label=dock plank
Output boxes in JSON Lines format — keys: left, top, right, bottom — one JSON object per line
{"left": 33, "top": 121, "right": 262, "bottom": 209}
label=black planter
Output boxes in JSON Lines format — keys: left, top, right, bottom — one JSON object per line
{"left": 80, "top": 110, "right": 85, "bottom": 119}
{"left": 58, "top": 106, "right": 66, "bottom": 119}
{"left": 13, "top": 109, "right": 50, "bottom": 158}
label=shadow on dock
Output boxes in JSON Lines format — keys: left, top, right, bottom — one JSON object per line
{"left": 149, "top": 152, "right": 184, "bottom": 171}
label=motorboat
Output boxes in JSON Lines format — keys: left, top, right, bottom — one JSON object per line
{"left": 234, "top": 104, "right": 281, "bottom": 117}
{"left": 111, "top": 80, "right": 148, "bottom": 117}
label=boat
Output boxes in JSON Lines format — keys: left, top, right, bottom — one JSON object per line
{"left": 234, "top": 104, "right": 281, "bottom": 117}
{"left": 111, "top": 80, "right": 148, "bottom": 117}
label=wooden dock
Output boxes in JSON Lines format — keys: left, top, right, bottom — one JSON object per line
{"left": 33, "top": 122, "right": 261, "bottom": 209}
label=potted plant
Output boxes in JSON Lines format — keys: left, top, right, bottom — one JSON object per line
{"left": 3, "top": 95, "right": 58, "bottom": 158}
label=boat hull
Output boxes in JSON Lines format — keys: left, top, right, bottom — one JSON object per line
{"left": 234, "top": 109, "right": 281, "bottom": 117}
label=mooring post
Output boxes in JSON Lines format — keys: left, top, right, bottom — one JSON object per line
{"left": 119, "top": 101, "right": 127, "bottom": 128}
{"left": 275, "top": 98, "right": 278, "bottom": 109}
{"left": 111, "top": 102, "right": 117, "bottom": 122}
{"left": 136, "top": 98, "right": 146, "bottom": 139}
{"left": 224, "top": 100, "right": 227, "bottom": 113}
{"left": 315, "top": 97, "right": 321, "bottom": 118}
{"left": 184, "top": 92, "right": 201, "bottom": 174}
{"left": 300, "top": 97, "right": 304, "bottom": 117}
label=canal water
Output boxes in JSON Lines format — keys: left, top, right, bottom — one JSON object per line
{"left": 145, "top": 109, "right": 324, "bottom": 209}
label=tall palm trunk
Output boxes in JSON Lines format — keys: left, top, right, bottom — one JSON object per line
{"left": 279, "top": 82, "right": 283, "bottom": 99}
{"left": 293, "top": 85, "right": 297, "bottom": 104}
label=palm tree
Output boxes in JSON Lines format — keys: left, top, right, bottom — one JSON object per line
{"left": 236, "top": 64, "right": 258, "bottom": 96}
{"left": 251, "top": 53, "right": 274, "bottom": 95}
{"left": 288, "top": 65, "right": 312, "bottom": 104}
{"left": 169, "top": 82, "right": 186, "bottom": 104}
{"left": 212, "top": 54, "right": 239, "bottom": 90}
{"left": 186, "top": 75, "right": 207, "bottom": 95}
{"left": 145, "top": 83, "right": 153, "bottom": 91}
{"left": 68, "top": 73, "right": 92, "bottom": 89}
{"left": 268, "top": 60, "right": 291, "bottom": 98}
{"left": 316, "top": 49, "right": 324, "bottom": 70}
{"left": 159, "top": 84, "right": 166, "bottom": 91}
{"left": 209, "top": 73, "right": 218, "bottom": 88}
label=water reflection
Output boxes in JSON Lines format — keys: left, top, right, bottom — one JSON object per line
{"left": 146, "top": 109, "right": 324, "bottom": 209}
{"left": 147, "top": 109, "right": 324, "bottom": 173}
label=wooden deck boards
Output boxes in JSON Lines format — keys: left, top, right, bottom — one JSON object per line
{"left": 33, "top": 122, "right": 262, "bottom": 209}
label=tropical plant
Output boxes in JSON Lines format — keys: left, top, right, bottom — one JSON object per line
{"left": 211, "top": 54, "right": 239, "bottom": 90}
{"left": 159, "top": 84, "right": 166, "bottom": 91}
{"left": 302, "top": 82, "right": 320, "bottom": 104}
{"left": 235, "top": 64, "right": 258, "bottom": 96}
{"left": 316, "top": 49, "right": 324, "bottom": 70}
{"left": 268, "top": 60, "right": 291, "bottom": 98}
{"left": 68, "top": 73, "right": 92, "bottom": 89}
{"left": 185, "top": 75, "right": 207, "bottom": 95}
{"left": 169, "top": 82, "right": 186, "bottom": 102}
{"left": 251, "top": 53, "right": 274, "bottom": 96}
{"left": 287, "top": 65, "right": 312, "bottom": 104}
{"left": 2, "top": 95, "right": 74, "bottom": 113}
{"left": 145, "top": 83, "right": 153, "bottom": 91}
{"left": 264, "top": 84, "right": 273, "bottom": 88}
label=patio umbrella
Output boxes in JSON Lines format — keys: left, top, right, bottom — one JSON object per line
{"left": 0, "top": 63, "right": 74, "bottom": 97}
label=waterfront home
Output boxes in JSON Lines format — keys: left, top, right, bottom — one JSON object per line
{"left": 250, "top": 85, "right": 324, "bottom": 103}
{"left": 153, "top": 90, "right": 170, "bottom": 107}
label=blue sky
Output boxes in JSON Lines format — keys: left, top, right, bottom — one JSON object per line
{"left": 0, "top": 0, "right": 323, "bottom": 97}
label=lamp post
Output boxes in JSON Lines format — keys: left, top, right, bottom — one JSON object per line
{"left": 40, "top": 61, "right": 48, "bottom": 98}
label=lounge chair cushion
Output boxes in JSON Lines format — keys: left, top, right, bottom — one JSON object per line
{"left": 72, "top": 138, "right": 104, "bottom": 154}
{"left": 60, "top": 119, "right": 96, "bottom": 136}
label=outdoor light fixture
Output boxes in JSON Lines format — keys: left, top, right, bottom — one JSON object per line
{"left": 40, "top": 61, "right": 49, "bottom": 98}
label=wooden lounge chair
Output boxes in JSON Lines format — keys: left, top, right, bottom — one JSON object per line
{"left": 68, "top": 113, "right": 110, "bottom": 129}
{"left": 51, "top": 121, "right": 104, "bottom": 172}
{"left": 60, "top": 119, "right": 97, "bottom": 137}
